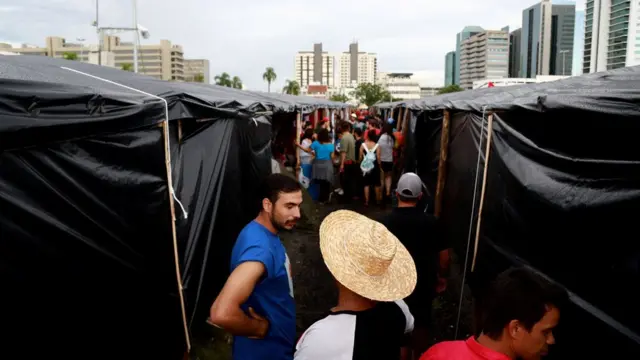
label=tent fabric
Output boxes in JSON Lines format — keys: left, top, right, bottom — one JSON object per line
{"left": 0, "top": 55, "right": 348, "bottom": 129}
{"left": 377, "top": 65, "right": 640, "bottom": 115}
{"left": 406, "top": 67, "right": 640, "bottom": 358}
{"left": 0, "top": 55, "right": 308, "bottom": 357}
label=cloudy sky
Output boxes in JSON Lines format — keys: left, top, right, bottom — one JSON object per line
{"left": 0, "top": 0, "right": 583, "bottom": 90}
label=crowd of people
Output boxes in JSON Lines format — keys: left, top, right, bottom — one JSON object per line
{"left": 295, "top": 112, "right": 404, "bottom": 207}
{"left": 209, "top": 173, "right": 569, "bottom": 360}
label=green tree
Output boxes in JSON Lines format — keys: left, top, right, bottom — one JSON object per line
{"left": 232, "top": 76, "right": 243, "bottom": 89}
{"left": 193, "top": 73, "right": 205, "bottom": 83}
{"left": 282, "top": 80, "right": 301, "bottom": 95}
{"left": 63, "top": 52, "right": 78, "bottom": 61}
{"left": 263, "top": 67, "right": 277, "bottom": 92}
{"left": 121, "top": 63, "right": 133, "bottom": 72}
{"left": 329, "top": 94, "right": 349, "bottom": 103}
{"left": 215, "top": 72, "right": 233, "bottom": 87}
{"left": 353, "top": 83, "right": 392, "bottom": 106}
{"left": 437, "top": 84, "right": 464, "bottom": 94}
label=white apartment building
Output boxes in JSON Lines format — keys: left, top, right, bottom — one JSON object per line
{"left": 420, "top": 87, "right": 441, "bottom": 97}
{"left": 377, "top": 73, "right": 421, "bottom": 100}
{"left": 459, "top": 30, "right": 510, "bottom": 89}
{"left": 336, "top": 46, "right": 377, "bottom": 88}
{"left": 0, "top": 36, "right": 190, "bottom": 81}
{"left": 184, "top": 59, "right": 211, "bottom": 83}
{"left": 294, "top": 42, "right": 376, "bottom": 90}
{"left": 295, "top": 43, "right": 335, "bottom": 88}
{"left": 583, "top": 0, "right": 640, "bottom": 73}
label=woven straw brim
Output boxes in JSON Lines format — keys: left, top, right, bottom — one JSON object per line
{"left": 319, "top": 210, "right": 417, "bottom": 302}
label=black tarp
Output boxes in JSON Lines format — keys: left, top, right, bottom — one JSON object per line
{"left": 0, "top": 76, "right": 187, "bottom": 357}
{"left": 0, "top": 55, "right": 346, "bottom": 358}
{"left": 405, "top": 67, "right": 640, "bottom": 358}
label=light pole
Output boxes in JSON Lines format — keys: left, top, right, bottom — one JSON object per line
{"left": 77, "top": 38, "right": 86, "bottom": 62}
{"left": 560, "top": 50, "right": 569, "bottom": 76}
{"left": 95, "top": 0, "right": 149, "bottom": 73}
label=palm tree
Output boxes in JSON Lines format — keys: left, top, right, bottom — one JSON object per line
{"left": 282, "top": 80, "right": 300, "bottom": 95}
{"left": 121, "top": 63, "right": 133, "bottom": 72}
{"left": 263, "top": 67, "right": 277, "bottom": 92}
{"left": 232, "top": 76, "right": 243, "bottom": 89}
{"left": 215, "top": 72, "right": 233, "bottom": 87}
{"left": 63, "top": 52, "right": 78, "bottom": 61}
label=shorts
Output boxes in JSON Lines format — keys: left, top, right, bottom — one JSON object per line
{"left": 381, "top": 161, "right": 393, "bottom": 173}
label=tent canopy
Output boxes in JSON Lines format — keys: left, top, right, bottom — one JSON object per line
{"left": 376, "top": 65, "right": 640, "bottom": 115}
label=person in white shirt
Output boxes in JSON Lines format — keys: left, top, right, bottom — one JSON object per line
{"left": 378, "top": 123, "right": 396, "bottom": 200}
{"left": 295, "top": 210, "right": 416, "bottom": 360}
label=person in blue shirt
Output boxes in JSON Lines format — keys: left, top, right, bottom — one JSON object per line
{"left": 296, "top": 128, "right": 335, "bottom": 203}
{"left": 210, "top": 174, "right": 303, "bottom": 360}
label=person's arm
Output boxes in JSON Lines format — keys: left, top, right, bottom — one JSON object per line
{"left": 339, "top": 136, "right": 347, "bottom": 171}
{"left": 376, "top": 146, "right": 382, "bottom": 166}
{"left": 296, "top": 143, "right": 313, "bottom": 154}
{"left": 210, "top": 261, "right": 269, "bottom": 338}
{"left": 359, "top": 144, "right": 364, "bottom": 163}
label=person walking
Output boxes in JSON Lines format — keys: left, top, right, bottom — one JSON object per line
{"left": 297, "top": 128, "right": 335, "bottom": 203}
{"left": 360, "top": 129, "right": 381, "bottom": 207}
{"left": 210, "top": 174, "right": 303, "bottom": 360}
{"left": 294, "top": 210, "right": 416, "bottom": 360}
{"left": 379, "top": 172, "right": 451, "bottom": 359}
{"left": 338, "top": 121, "right": 358, "bottom": 201}
{"left": 378, "top": 123, "right": 396, "bottom": 201}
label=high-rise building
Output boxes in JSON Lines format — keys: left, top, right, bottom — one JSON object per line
{"left": 184, "top": 59, "right": 210, "bottom": 83}
{"left": 459, "top": 29, "right": 510, "bottom": 90}
{"left": 509, "top": 28, "right": 522, "bottom": 78}
{"left": 444, "top": 51, "right": 456, "bottom": 86}
{"left": 336, "top": 42, "right": 377, "bottom": 88}
{"left": 455, "top": 26, "right": 485, "bottom": 85}
{"left": 0, "top": 35, "right": 188, "bottom": 81}
{"left": 294, "top": 43, "right": 335, "bottom": 88}
{"left": 521, "top": 0, "right": 575, "bottom": 78}
{"left": 295, "top": 42, "right": 376, "bottom": 90}
{"left": 573, "top": 10, "right": 585, "bottom": 75}
{"left": 583, "top": 0, "right": 640, "bottom": 73}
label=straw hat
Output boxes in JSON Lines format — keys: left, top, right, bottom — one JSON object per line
{"left": 319, "top": 210, "right": 417, "bottom": 302}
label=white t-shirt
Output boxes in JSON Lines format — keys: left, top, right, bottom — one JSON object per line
{"left": 294, "top": 300, "right": 414, "bottom": 360}
{"left": 378, "top": 134, "right": 394, "bottom": 163}
{"left": 299, "top": 138, "right": 313, "bottom": 165}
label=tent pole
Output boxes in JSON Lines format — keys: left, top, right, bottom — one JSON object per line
{"left": 160, "top": 120, "right": 192, "bottom": 351}
{"left": 471, "top": 113, "right": 494, "bottom": 272}
{"left": 295, "top": 111, "right": 302, "bottom": 179}
{"left": 434, "top": 110, "right": 451, "bottom": 218}
{"left": 177, "top": 120, "right": 183, "bottom": 142}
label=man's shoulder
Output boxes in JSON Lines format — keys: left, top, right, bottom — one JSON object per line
{"left": 295, "top": 313, "right": 356, "bottom": 358}
{"left": 235, "top": 222, "right": 273, "bottom": 248}
{"left": 421, "top": 340, "right": 468, "bottom": 359}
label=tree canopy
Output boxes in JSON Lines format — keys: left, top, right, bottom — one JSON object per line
{"left": 263, "top": 67, "right": 277, "bottom": 92}
{"left": 329, "top": 94, "right": 349, "bottom": 103}
{"left": 353, "top": 83, "right": 391, "bottom": 106}
{"left": 282, "top": 80, "right": 300, "bottom": 95}
{"left": 437, "top": 84, "right": 464, "bottom": 94}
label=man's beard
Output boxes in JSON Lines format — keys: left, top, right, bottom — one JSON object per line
{"left": 270, "top": 213, "right": 289, "bottom": 232}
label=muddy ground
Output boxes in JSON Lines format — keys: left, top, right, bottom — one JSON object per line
{"left": 193, "top": 200, "right": 474, "bottom": 360}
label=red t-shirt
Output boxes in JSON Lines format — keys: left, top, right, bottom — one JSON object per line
{"left": 420, "top": 337, "right": 511, "bottom": 360}
{"left": 363, "top": 128, "right": 381, "bottom": 141}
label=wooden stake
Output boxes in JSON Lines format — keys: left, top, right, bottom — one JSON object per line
{"left": 177, "top": 120, "right": 183, "bottom": 142}
{"left": 471, "top": 113, "right": 494, "bottom": 272}
{"left": 161, "top": 120, "right": 191, "bottom": 352}
{"left": 295, "top": 111, "right": 302, "bottom": 178}
{"left": 434, "top": 110, "right": 451, "bottom": 218}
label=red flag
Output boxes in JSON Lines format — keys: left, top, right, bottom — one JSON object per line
{"left": 488, "top": 81, "right": 495, "bottom": 88}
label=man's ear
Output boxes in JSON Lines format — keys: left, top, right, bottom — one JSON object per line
{"left": 262, "top": 198, "right": 272, "bottom": 213}
{"left": 507, "top": 319, "right": 525, "bottom": 340}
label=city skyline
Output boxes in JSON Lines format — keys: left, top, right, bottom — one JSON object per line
{"left": 0, "top": 0, "right": 574, "bottom": 90}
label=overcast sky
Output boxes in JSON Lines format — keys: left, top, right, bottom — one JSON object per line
{"left": 0, "top": 0, "right": 583, "bottom": 90}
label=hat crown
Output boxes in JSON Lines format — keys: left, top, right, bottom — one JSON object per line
{"left": 347, "top": 221, "right": 397, "bottom": 276}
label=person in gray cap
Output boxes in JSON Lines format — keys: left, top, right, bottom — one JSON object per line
{"left": 379, "top": 172, "right": 451, "bottom": 360}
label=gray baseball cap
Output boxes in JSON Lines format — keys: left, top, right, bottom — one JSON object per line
{"left": 396, "top": 172, "right": 424, "bottom": 199}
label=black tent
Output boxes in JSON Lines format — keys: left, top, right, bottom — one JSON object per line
{"left": 389, "top": 67, "right": 640, "bottom": 358}
{"left": 0, "top": 55, "right": 346, "bottom": 358}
